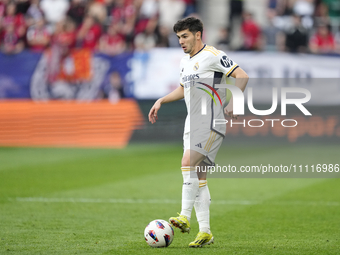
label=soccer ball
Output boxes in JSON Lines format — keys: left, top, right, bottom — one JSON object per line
{"left": 144, "top": 219, "right": 174, "bottom": 248}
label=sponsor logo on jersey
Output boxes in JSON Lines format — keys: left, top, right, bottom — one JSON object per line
{"left": 220, "top": 55, "right": 233, "bottom": 68}
{"left": 182, "top": 74, "right": 199, "bottom": 83}
{"left": 182, "top": 74, "right": 200, "bottom": 88}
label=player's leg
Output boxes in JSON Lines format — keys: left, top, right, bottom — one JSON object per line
{"left": 169, "top": 148, "right": 206, "bottom": 233}
{"left": 180, "top": 149, "right": 206, "bottom": 218}
{"left": 190, "top": 135, "right": 223, "bottom": 247}
{"left": 195, "top": 162, "right": 210, "bottom": 232}
{"left": 189, "top": 161, "right": 214, "bottom": 247}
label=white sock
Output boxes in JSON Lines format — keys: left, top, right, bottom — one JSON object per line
{"left": 180, "top": 166, "right": 199, "bottom": 222}
{"left": 194, "top": 180, "right": 211, "bottom": 234}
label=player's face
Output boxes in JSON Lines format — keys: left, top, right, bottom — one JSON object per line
{"left": 176, "top": 29, "right": 197, "bottom": 55}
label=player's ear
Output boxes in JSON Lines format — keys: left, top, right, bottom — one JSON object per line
{"left": 196, "top": 31, "right": 201, "bottom": 40}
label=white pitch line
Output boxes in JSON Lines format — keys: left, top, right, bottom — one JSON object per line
{"left": 12, "top": 197, "right": 179, "bottom": 204}
{"left": 10, "top": 197, "right": 256, "bottom": 205}
{"left": 8, "top": 197, "right": 340, "bottom": 206}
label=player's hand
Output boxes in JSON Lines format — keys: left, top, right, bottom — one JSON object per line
{"left": 224, "top": 104, "right": 238, "bottom": 120}
{"left": 148, "top": 99, "right": 162, "bottom": 124}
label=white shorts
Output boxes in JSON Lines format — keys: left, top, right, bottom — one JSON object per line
{"left": 183, "top": 129, "right": 224, "bottom": 165}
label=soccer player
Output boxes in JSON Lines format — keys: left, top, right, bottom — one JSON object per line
{"left": 148, "top": 17, "right": 249, "bottom": 248}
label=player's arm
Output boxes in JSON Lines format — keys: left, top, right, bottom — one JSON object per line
{"left": 225, "top": 67, "right": 249, "bottom": 119}
{"left": 148, "top": 86, "right": 184, "bottom": 124}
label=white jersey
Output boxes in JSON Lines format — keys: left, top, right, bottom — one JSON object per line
{"left": 179, "top": 45, "right": 239, "bottom": 137}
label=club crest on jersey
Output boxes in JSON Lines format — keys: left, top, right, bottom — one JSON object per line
{"left": 193, "top": 62, "right": 199, "bottom": 71}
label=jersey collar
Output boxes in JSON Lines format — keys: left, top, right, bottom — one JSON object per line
{"left": 190, "top": 44, "right": 206, "bottom": 59}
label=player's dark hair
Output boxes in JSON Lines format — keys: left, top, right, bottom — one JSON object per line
{"left": 173, "top": 17, "right": 203, "bottom": 38}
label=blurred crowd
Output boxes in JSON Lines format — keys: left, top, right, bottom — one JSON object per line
{"left": 0, "top": 0, "right": 197, "bottom": 55}
{"left": 0, "top": 0, "right": 339, "bottom": 56}
{"left": 217, "top": 0, "right": 340, "bottom": 54}
{"left": 0, "top": 0, "right": 339, "bottom": 102}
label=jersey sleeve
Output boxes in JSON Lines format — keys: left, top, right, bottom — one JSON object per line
{"left": 179, "top": 58, "right": 184, "bottom": 87}
{"left": 211, "top": 51, "right": 239, "bottom": 77}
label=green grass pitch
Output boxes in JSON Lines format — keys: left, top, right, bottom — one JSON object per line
{"left": 0, "top": 143, "right": 339, "bottom": 254}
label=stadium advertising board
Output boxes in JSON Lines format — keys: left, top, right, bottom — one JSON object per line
{"left": 0, "top": 50, "right": 133, "bottom": 100}
{"left": 131, "top": 49, "right": 340, "bottom": 105}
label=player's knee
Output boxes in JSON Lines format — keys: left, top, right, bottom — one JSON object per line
{"left": 181, "top": 155, "right": 191, "bottom": 167}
